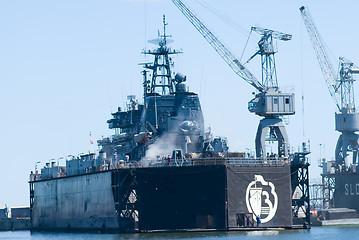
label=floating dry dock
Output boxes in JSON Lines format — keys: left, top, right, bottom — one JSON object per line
{"left": 29, "top": 17, "right": 310, "bottom": 233}
{"left": 30, "top": 157, "right": 309, "bottom": 232}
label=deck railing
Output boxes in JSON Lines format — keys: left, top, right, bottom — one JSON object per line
{"left": 30, "top": 157, "right": 290, "bottom": 181}
{"left": 139, "top": 157, "right": 288, "bottom": 168}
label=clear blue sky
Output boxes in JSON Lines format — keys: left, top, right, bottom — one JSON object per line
{"left": 1, "top": 0, "right": 358, "bottom": 206}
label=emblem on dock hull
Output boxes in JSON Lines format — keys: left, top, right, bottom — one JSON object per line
{"left": 245, "top": 175, "right": 278, "bottom": 223}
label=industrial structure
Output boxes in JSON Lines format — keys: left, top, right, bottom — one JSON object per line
{"left": 171, "top": 1, "right": 310, "bottom": 226}
{"left": 29, "top": 4, "right": 311, "bottom": 233}
{"left": 171, "top": 0, "right": 295, "bottom": 159}
{"left": 300, "top": 6, "right": 359, "bottom": 212}
{"left": 0, "top": 205, "right": 30, "bottom": 231}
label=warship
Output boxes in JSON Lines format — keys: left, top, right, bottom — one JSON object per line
{"left": 29, "top": 17, "right": 310, "bottom": 232}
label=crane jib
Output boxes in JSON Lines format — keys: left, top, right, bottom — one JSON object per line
{"left": 299, "top": 6, "right": 342, "bottom": 111}
{"left": 171, "top": 0, "right": 264, "bottom": 92}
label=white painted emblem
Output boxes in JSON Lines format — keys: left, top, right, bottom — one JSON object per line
{"left": 245, "top": 175, "right": 278, "bottom": 223}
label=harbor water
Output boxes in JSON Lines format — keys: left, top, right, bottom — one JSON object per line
{"left": 0, "top": 227, "right": 357, "bottom": 240}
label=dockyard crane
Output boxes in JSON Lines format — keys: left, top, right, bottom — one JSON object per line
{"left": 244, "top": 26, "right": 292, "bottom": 89}
{"left": 171, "top": 0, "right": 295, "bottom": 158}
{"left": 300, "top": 6, "right": 359, "bottom": 167}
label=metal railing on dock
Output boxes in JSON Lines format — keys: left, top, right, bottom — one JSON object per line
{"left": 30, "top": 157, "right": 289, "bottom": 182}
{"left": 141, "top": 157, "right": 288, "bottom": 168}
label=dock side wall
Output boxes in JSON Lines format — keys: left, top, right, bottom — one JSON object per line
{"left": 31, "top": 171, "right": 119, "bottom": 231}
{"left": 136, "top": 165, "right": 227, "bottom": 230}
{"left": 334, "top": 173, "right": 359, "bottom": 212}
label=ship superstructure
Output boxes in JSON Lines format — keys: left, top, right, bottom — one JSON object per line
{"left": 55, "top": 16, "right": 228, "bottom": 178}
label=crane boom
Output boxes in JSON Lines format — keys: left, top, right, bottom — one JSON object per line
{"left": 172, "top": 0, "right": 295, "bottom": 159}
{"left": 171, "top": 0, "right": 264, "bottom": 92}
{"left": 299, "top": 6, "right": 340, "bottom": 110}
{"left": 300, "top": 6, "right": 359, "bottom": 169}
{"left": 251, "top": 27, "right": 292, "bottom": 41}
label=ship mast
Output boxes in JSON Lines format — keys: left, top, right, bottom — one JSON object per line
{"left": 142, "top": 15, "right": 182, "bottom": 96}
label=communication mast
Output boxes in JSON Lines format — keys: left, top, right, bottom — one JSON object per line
{"left": 142, "top": 15, "right": 182, "bottom": 96}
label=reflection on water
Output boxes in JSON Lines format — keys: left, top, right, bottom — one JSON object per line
{"left": 117, "top": 229, "right": 306, "bottom": 240}
{"left": 245, "top": 230, "right": 280, "bottom": 236}
{"left": 1, "top": 227, "right": 359, "bottom": 240}
{"left": 0, "top": 230, "right": 298, "bottom": 240}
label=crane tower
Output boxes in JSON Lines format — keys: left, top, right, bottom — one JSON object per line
{"left": 300, "top": 6, "right": 359, "bottom": 168}
{"left": 171, "top": 0, "right": 295, "bottom": 158}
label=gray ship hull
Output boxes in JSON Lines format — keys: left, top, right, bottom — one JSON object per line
{"left": 30, "top": 163, "right": 293, "bottom": 232}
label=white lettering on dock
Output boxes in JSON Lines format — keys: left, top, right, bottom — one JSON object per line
{"left": 344, "top": 183, "right": 359, "bottom": 195}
